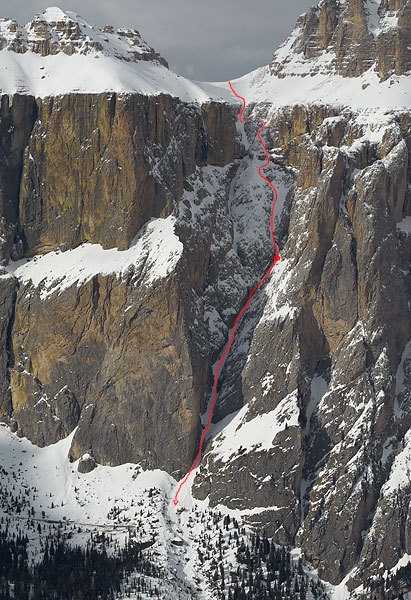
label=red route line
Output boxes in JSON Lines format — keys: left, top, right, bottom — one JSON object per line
{"left": 173, "top": 81, "right": 281, "bottom": 506}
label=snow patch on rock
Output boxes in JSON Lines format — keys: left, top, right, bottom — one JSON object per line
{"left": 7, "top": 215, "right": 183, "bottom": 299}
{"left": 209, "top": 389, "right": 300, "bottom": 464}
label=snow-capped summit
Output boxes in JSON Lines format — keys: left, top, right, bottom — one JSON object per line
{"left": 219, "top": 0, "right": 411, "bottom": 113}
{"left": 0, "top": 7, "right": 218, "bottom": 101}
{"left": 0, "top": 6, "right": 168, "bottom": 66}
{"left": 38, "top": 6, "right": 70, "bottom": 21}
{"left": 269, "top": 0, "right": 411, "bottom": 80}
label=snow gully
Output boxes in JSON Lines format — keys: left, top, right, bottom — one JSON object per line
{"left": 173, "top": 81, "right": 281, "bottom": 506}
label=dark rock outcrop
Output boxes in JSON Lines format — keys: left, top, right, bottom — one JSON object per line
{"left": 77, "top": 453, "right": 96, "bottom": 473}
{"left": 0, "top": 273, "right": 16, "bottom": 421}
{"left": 194, "top": 104, "right": 411, "bottom": 587}
{"left": 271, "top": 0, "right": 411, "bottom": 80}
{"left": 0, "top": 95, "right": 37, "bottom": 262}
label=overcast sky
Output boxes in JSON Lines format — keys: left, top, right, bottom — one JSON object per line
{"left": 0, "top": 0, "right": 315, "bottom": 80}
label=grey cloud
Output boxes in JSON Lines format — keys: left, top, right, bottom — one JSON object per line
{"left": 0, "top": 0, "right": 315, "bottom": 80}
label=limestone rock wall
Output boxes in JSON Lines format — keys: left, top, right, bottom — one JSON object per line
{"left": 0, "top": 95, "right": 37, "bottom": 261}
{"left": 271, "top": 0, "right": 411, "bottom": 80}
{"left": 0, "top": 275, "right": 16, "bottom": 420}
{"left": 10, "top": 270, "right": 200, "bottom": 473}
{"left": 194, "top": 104, "right": 411, "bottom": 587}
{"left": 18, "top": 93, "right": 229, "bottom": 256}
{"left": 0, "top": 91, "right": 241, "bottom": 478}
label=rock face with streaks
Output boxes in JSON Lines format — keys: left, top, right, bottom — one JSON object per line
{"left": 0, "top": 2, "right": 411, "bottom": 596}
{"left": 16, "top": 93, "right": 237, "bottom": 256}
{"left": 195, "top": 107, "right": 411, "bottom": 583}
{"left": 0, "top": 274, "right": 16, "bottom": 420}
{"left": 0, "top": 88, "right": 243, "bottom": 476}
{"left": 270, "top": 0, "right": 411, "bottom": 80}
{"left": 193, "top": 1, "right": 411, "bottom": 589}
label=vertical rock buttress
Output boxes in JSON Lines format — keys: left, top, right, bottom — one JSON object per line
{"left": 1, "top": 92, "right": 240, "bottom": 477}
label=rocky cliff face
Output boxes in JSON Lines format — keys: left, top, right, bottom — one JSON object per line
{"left": 0, "top": 3, "right": 410, "bottom": 597}
{"left": 193, "top": 0, "right": 411, "bottom": 592}
{"left": 0, "top": 89, "right": 243, "bottom": 477}
{"left": 0, "top": 6, "right": 168, "bottom": 66}
{"left": 18, "top": 92, "right": 221, "bottom": 254}
{"left": 271, "top": 0, "right": 411, "bottom": 80}
{"left": 194, "top": 106, "right": 411, "bottom": 584}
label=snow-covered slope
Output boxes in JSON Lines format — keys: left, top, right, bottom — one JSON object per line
{"left": 0, "top": 50, "right": 216, "bottom": 100}
{"left": 232, "top": 65, "right": 411, "bottom": 111}
{"left": 202, "top": 59, "right": 411, "bottom": 112}
{"left": 0, "top": 7, "right": 217, "bottom": 101}
{"left": 0, "top": 423, "right": 200, "bottom": 598}
{"left": 6, "top": 216, "right": 183, "bottom": 299}
{"left": 0, "top": 423, "right": 327, "bottom": 599}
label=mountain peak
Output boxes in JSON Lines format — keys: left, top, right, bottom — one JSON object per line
{"left": 0, "top": 7, "right": 221, "bottom": 102}
{"left": 0, "top": 6, "right": 168, "bottom": 67}
{"left": 39, "top": 6, "right": 71, "bottom": 23}
{"left": 270, "top": 0, "right": 411, "bottom": 80}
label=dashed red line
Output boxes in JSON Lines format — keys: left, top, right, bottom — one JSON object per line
{"left": 173, "top": 81, "right": 281, "bottom": 506}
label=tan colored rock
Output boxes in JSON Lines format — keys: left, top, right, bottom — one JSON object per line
{"left": 9, "top": 270, "right": 202, "bottom": 475}
{"left": 19, "top": 93, "right": 159, "bottom": 254}
{"left": 271, "top": 0, "right": 411, "bottom": 80}
{"left": 316, "top": 219, "right": 358, "bottom": 352}
{"left": 18, "top": 94, "right": 238, "bottom": 257}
